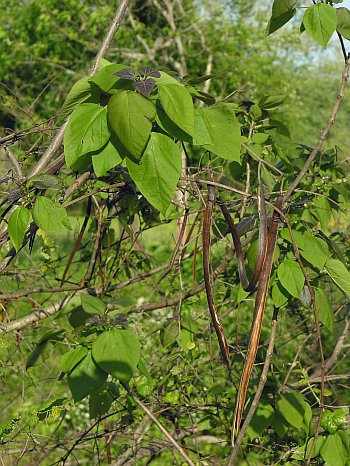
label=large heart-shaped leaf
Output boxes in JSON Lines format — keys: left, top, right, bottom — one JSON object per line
{"left": 58, "top": 77, "right": 99, "bottom": 122}
{"left": 92, "top": 329, "right": 140, "bottom": 383}
{"left": 336, "top": 7, "right": 350, "bottom": 40}
{"left": 32, "top": 196, "right": 71, "bottom": 232}
{"left": 68, "top": 352, "right": 108, "bottom": 402}
{"left": 276, "top": 392, "right": 306, "bottom": 430}
{"left": 325, "top": 258, "right": 350, "bottom": 297}
{"left": 158, "top": 84, "right": 194, "bottom": 136}
{"left": 126, "top": 133, "right": 181, "bottom": 214}
{"left": 92, "top": 139, "right": 123, "bottom": 177}
{"left": 315, "top": 288, "right": 334, "bottom": 332}
{"left": 277, "top": 259, "right": 305, "bottom": 298}
{"left": 107, "top": 90, "right": 156, "bottom": 159}
{"left": 64, "top": 103, "right": 110, "bottom": 168}
{"left": 303, "top": 3, "right": 337, "bottom": 48}
{"left": 195, "top": 104, "right": 241, "bottom": 162}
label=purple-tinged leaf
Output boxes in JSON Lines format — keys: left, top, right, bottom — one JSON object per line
{"left": 140, "top": 66, "right": 161, "bottom": 78}
{"left": 113, "top": 68, "right": 135, "bottom": 80}
{"left": 8, "top": 188, "right": 23, "bottom": 202}
{"left": 133, "top": 79, "right": 155, "bottom": 97}
{"left": 110, "top": 314, "right": 128, "bottom": 328}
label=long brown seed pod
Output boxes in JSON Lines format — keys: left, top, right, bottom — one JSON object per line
{"left": 232, "top": 197, "right": 282, "bottom": 445}
{"left": 202, "top": 185, "right": 231, "bottom": 373}
{"left": 218, "top": 184, "right": 268, "bottom": 292}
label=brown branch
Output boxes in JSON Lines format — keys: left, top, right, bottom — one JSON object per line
{"left": 3, "top": 146, "right": 25, "bottom": 183}
{"left": 228, "top": 310, "right": 279, "bottom": 466}
{"left": 90, "top": 0, "right": 131, "bottom": 75}
{"left": 284, "top": 59, "right": 350, "bottom": 202}
{"left": 202, "top": 186, "right": 231, "bottom": 374}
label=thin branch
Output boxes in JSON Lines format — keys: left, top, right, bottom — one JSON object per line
{"left": 90, "top": 0, "right": 131, "bottom": 75}
{"left": 3, "top": 146, "right": 25, "bottom": 182}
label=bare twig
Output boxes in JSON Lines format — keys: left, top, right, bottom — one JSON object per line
{"left": 3, "top": 146, "right": 25, "bottom": 182}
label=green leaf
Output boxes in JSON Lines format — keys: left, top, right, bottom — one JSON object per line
{"left": 276, "top": 391, "right": 306, "bottom": 430}
{"left": 325, "top": 258, "right": 350, "bottom": 297}
{"left": 272, "top": 282, "right": 290, "bottom": 308}
{"left": 277, "top": 260, "right": 305, "bottom": 298}
{"left": 60, "top": 346, "right": 88, "bottom": 373}
{"left": 299, "top": 235, "right": 329, "bottom": 270}
{"left": 156, "top": 103, "right": 192, "bottom": 143}
{"left": 303, "top": 402, "right": 312, "bottom": 435}
{"left": 92, "top": 329, "right": 140, "bottom": 383}
{"left": 266, "top": 9, "right": 296, "bottom": 36}
{"left": 160, "top": 321, "right": 179, "bottom": 347}
{"left": 30, "top": 174, "right": 62, "bottom": 190}
{"left": 58, "top": 76, "right": 99, "bottom": 122}
{"left": 272, "top": 0, "right": 297, "bottom": 18}
{"left": 92, "top": 139, "right": 123, "bottom": 177}
{"left": 64, "top": 103, "right": 110, "bottom": 168}
{"left": 336, "top": 7, "right": 350, "bottom": 40}
{"left": 68, "top": 306, "right": 91, "bottom": 328}
{"left": 107, "top": 90, "right": 156, "bottom": 159}
{"left": 272, "top": 412, "right": 289, "bottom": 438}
{"left": 259, "top": 95, "right": 286, "bottom": 110}
{"left": 89, "top": 388, "right": 113, "bottom": 419}
{"left": 68, "top": 352, "right": 107, "bottom": 402}
{"left": 98, "top": 58, "right": 112, "bottom": 70}
{"left": 193, "top": 109, "right": 211, "bottom": 145}
{"left": 158, "top": 84, "right": 194, "bottom": 136}
{"left": 81, "top": 294, "right": 106, "bottom": 315}
{"left": 8, "top": 207, "right": 30, "bottom": 251}
{"left": 315, "top": 288, "right": 334, "bottom": 332}
{"left": 32, "top": 196, "right": 71, "bottom": 232}
{"left": 154, "top": 71, "right": 182, "bottom": 86}
{"left": 126, "top": 133, "right": 181, "bottom": 214}
{"left": 89, "top": 64, "right": 129, "bottom": 93}
{"left": 311, "top": 196, "right": 332, "bottom": 230}
{"left": 195, "top": 104, "right": 241, "bottom": 162}
{"left": 26, "top": 340, "right": 50, "bottom": 369}
{"left": 246, "top": 398, "right": 275, "bottom": 440}
{"left": 303, "top": 3, "right": 337, "bottom": 48}
{"left": 320, "top": 432, "right": 347, "bottom": 466}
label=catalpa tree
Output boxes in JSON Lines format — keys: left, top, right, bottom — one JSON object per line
{"left": 1, "top": 1, "right": 350, "bottom": 464}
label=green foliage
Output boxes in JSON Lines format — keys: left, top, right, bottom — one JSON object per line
{"left": 32, "top": 196, "right": 71, "bottom": 232}
{"left": 126, "top": 133, "right": 182, "bottom": 214}
{"left": 92, "top": 329, "right": 141, "bottom": 383}
{"left": 8, "top": 207, "right": 30, "bottom": 251}
{"left": 2, "top": 1, "right": 350, "bottom": 465}
{"left": 68, "top": 351, "right": 108, "bottom": 402}
{"left": 303, "top": 3, "right": 337, "bottom": 48}
{"left": 64, "top": 103, "right": 110, "bottom": 168}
